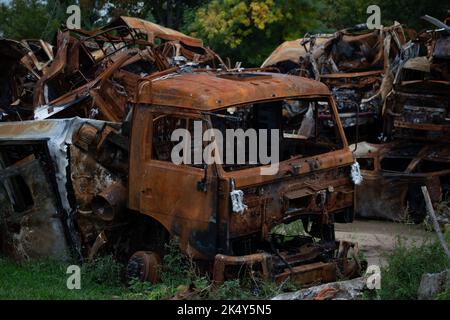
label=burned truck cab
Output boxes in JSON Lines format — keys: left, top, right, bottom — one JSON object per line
{"left": 127, "top": 71, "right": 360, "bottom": 285}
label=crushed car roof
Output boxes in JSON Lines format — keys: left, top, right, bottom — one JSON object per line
{"left": 104, "top": 16, "right": 204, "bottom": 47}
{"left": 148, "top": 72, "right": 331, "bottom": 111}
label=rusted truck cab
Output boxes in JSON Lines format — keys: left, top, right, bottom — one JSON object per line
{"left": 127, "top": 71, "right": 359, "bottom": 284}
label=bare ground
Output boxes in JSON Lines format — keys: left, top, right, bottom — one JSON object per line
{"left": 335, "top": 219, "right": 433, "bottom": 267}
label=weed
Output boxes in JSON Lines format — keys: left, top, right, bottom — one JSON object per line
{"left": 378, "top": 234, "right": 450, "bottom": 300}
{"left": 125, "top": 237, "right": 300, "bottom": 300}
{"left": 271, "top": 220, "right": 306, "bottom": 239}
{"left": 82, "top": 255, "right": 124, "bottom": 287}
{"left": 435, "top": 287, "right": 450, "bottom": 300}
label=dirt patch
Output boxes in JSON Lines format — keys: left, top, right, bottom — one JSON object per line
{"left": 336, "top": 219, "right": 432, "bottom": 267}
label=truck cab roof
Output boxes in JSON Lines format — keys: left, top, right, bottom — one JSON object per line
{"left": 148, "top": 71, "right": 331, "bottom": 111}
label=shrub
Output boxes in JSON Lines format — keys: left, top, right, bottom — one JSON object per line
{"left": 81, "top": 255, "right": 123, "bottom": 287}
{"left": 378, "top": 235, "right": 450, "bottom": 300}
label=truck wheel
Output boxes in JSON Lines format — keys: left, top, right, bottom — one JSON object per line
{"left": 126, "top": 251, "right": 161, "bottom": 283}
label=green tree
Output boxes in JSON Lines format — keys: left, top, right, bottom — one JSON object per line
{"left": 375, "top": 0, "right": 448, "bottom": 30}
{"left": 323, "top": 0, "right": 449, "bottom": 31}
{"left": 322, "top": 0, "right": 371, "bottom": 30}
{"left": 107, "top": 0, "right": 206, "bottom": 30}
{"left": 0, "top": 0, "right": 110, "bottom": 41}
{"left": 78, "top": 0, "right": 109, "bottom": 29}
{"left": 0, "top": 0, "right": 50, "bottom": 39}
{"left": 185, "top": 0, "right": 326, "bottom": 66}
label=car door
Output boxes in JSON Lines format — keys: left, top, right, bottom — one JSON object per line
{"left": 133, "top": 109, "right": 218, "bottom": 258}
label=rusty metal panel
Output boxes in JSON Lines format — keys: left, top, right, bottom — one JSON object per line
{"left": 104, "top": 16, "right": 204, "bottom": 47}
{"left": 354, "top": 141, "right": 450, "bottom": 222}
{"left": 149, "top": 72, "right": 331, "bottom": 111}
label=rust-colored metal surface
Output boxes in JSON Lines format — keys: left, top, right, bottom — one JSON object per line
{"left": 383, "top": 20, "right": 450, "bottom": 142}
{"left": 126, "top": 251, "right": 161, "bottom": 283}
{"left": 263, "top": 24, "right": 414, "bottom": 143}
{"left": 126, "top": 70, "right": 357, "bottom": 292}
{"left": 352, "top": 15, "right": 450, "bottom": 222}
{"left": 354, "top": 141, "right": 450, "bottom": 222}
{"left": 0, "top": 38, "right": 53, "bottom": 121}
{"left": 105, "top": 16, "right": 204, "bottom": 47}
{"left": 0, "top": 18, "right": 226, "bottom": 123}
{"left": 261, "top": 36, "right": 331, "bottom": 73}
{"left": 149, "top": 72, "right": 331, "bottom": 111}
{"left": 213, "top": 240, "right": 360, "bottom": 287}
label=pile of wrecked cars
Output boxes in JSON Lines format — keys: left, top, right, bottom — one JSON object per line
{"left": 263, "top": 13, "right": 450, "bottom": 224}
{"left": 0, "top": 17, "right": 363, "bottom": 287}
{"left": 262, "top": 23, "right": 415, "bottom": 143}
{"left": 355, "top": 15, "right": 450, "bottom": 222}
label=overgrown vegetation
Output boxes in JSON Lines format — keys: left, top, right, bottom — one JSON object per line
{"left": 126, "top": 238, "right": 297, "bottom": 300}
{"left": 436, "top": 287, "right": 450, "bottom": 300}
{"left": 81, "top": 255, "right": 123, "bottom": 288}
{"left": 271, "top": 220, "right": 306, "bottom": 238}
{"left": 377, "top": 234, "right": 450, "bottom": 300}
{"left": 0, "top": 237, "right": 297, "bottom": 300}
{"left": 2, "top": 232, "right": 448, "bottom": 300}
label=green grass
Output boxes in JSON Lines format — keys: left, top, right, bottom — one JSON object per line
{"left": 378, "top": 234, "right": 450, "bottom": 300}
{"left": 0, "top": 239, "right": 296, "bottom": 300}
{"left": 0, "top": 256, "right": 127, "bottom": 300}
{"left": 5, "top": 234, "right": 448, "bottom": 300}
{"left": 436, "top": 287, "right": 450, "bottom": 300}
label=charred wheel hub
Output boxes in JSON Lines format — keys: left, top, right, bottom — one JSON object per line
{"left": 126, "top": 251, "right": 161, "bottom": 283}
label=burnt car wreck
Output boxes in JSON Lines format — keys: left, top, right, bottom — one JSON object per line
{"left": 262, "top": 13, "right": 450, "bottom": 224}
{"left": 353, "top": 15, "right": 450, "bottom": 222}
{"left": 262, "top": 23, "right": 414, "bottom": 143}
{"left": 0, "top": 15, "right": 363, "bottom": 287}
{"left": 1, "top": 16, "right": 226, "bottom": 123}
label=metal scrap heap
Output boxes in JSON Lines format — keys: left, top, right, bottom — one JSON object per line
{"left": 0, "top": 16, "right": 225, "bottom": 123}
{"left": 354, "top": 15, "right": 450, "bottom": 222}
{"left": 262, "top": 23, "right": 416, "bottom": 143}
{"left": 262, "top": 13, "right": 450, "bottom": 223}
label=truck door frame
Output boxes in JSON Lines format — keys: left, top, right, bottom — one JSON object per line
{"left": 129, "top": 105, "right": 219, "bottom": 259}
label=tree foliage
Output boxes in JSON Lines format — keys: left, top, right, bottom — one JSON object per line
{"left": 0, "top": 0, "right": 110, "bottom": 41}
{"left": 185, "top": 0, "right": 325, "bottom": 65}
{"left": 323, "top": 0, "right": 449, "bottom": 31}
{"left": 0, "top": 0, "right": 448, "bottom": 65}
{"left": 374, "top": 0, "right": 448, "bottom": 30}
{"left": 106, "top": 0, "right": 205, "bottom": 30}
{"left": 0, "top": 0, "right": 50, "bottom": 39}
